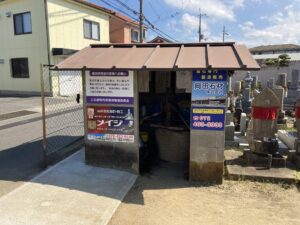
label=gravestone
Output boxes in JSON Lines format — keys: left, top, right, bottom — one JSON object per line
{"left": 286, "top": 70, "right": 300, "bottom": 105}
{"left": 295, "top": 97, "right": 300, "bottom": 166}
{"left": 242, "top": 88, "right": 252, "bottom": 114}
{"left": 240, "top": 113, "right": 247, "bottom": 136}
{"left": 251, "top": 88, "right": 280, "bottom": 154}
{"left": 252, "top": 76, "right": 258, "bottom": 89}
{"left": 233, "top": 81, "right": 242, "bottom": 95}
{"left": 225, "top": 110, "right": 235, "bottom": 142}
{"left": 267, "top": 78, "right": 275, "bottom": 89}
{"left": 272, "top": 86, "right": 284, "bottom": 112}
{"left": 291, "top": 70, "right": 299, "bottom": 89}
{"left": 244, "top": 88, "right": 287, "bottom": 168}
{"left": 296, "top": 97, "right": 300, "bottom": 140}
{"left": 276, "top": 73, "right": 287, "bottom": 88}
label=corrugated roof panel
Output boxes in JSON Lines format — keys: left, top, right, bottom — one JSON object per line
{"left": 144, "top": 46, "right": 180, "bottom": 69}
{"left": 235, "top": 45, "right": 260, "bottom": 69}
{"left": 56, "top": 43, "right": 260, "bottom": 71}
{"left": 115, "top": 47, "right": 155, "bottom": 69}
{"left": 86, "top": 47, "right": 130, "bottom": 69}
{"left": 208, "top": 46, "right": 240, "bottom": 69}
{"left": 175, "top": 46, "right": 206, "bottom": 69}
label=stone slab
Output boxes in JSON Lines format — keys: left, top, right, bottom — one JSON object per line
{"left": 0, "top": 149, "right": 137, "bottom": 225}
{"left": 225, "top": 149, "right": 297, "bottom": 183}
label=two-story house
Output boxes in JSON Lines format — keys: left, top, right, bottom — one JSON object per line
{"left": 109, "top": 12, "right": 146, "bottom": 43}
{"left": 0, "top": 0, "right": 112, "bottom": 96}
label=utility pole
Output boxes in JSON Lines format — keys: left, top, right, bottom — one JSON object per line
{"left": 222, "top": 25, "right": 229, "bottom": 42}
{"left": 198, "top": 9, "right": 207, "bottom": 42}
{"left": 139, "top": 0, "right": 144, "bottom": 43}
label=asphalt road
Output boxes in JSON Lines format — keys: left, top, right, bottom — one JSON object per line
{"left": 0, "top": 97, "right": 83, "bottom": 197}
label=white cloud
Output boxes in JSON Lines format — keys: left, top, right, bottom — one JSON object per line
{"left": 238, "top": 3, "right": 300, "bottom": 46}
{"left": 164, "top": 0, "right": 244, "bottom": 21}
{"left": 180, "top": 13, "right": 208, "bottom": 34}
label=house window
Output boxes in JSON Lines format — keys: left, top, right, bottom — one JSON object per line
{"left": 131, "top": 29, "right": 139, "bottom": 42}
{"left": 11, "top": 58, "right": 29, "bottom": 78}
{"left": 83, "top": 19, "right": 100, "bottom": 40}
{"left": 14, "top": 12, "right": 32, "bottom": 35}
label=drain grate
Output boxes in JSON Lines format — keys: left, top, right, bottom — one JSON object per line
{"left": 0, "top": 110, "right": 37, "bottom": 121}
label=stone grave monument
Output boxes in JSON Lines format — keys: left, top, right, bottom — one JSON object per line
{"left": 244, "top": 88, "right": 287, "bottom": 168}
{"left": 286, "top": 70, "right": 300, "bottom": 105}
{"left": 293, "top": 97, "right": 300, "bottom": 169}
{"left": 242, "top": 72, "right": 253, "bottom": 114}
{"left": 272, "top": 86, "right": 286, "bottom": 127}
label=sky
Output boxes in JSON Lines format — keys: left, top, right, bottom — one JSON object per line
{"left": 88, "top": 0, "right": 300, "bottom": 47}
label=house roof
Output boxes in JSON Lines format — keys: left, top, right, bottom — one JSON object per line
{"left": 112, "top": 12, "right": 139, "bottom": 27}
{"left": 72, "top": 0, "right": 113, "bottom": 15}
{"left": 56, "top": 42, "right": 260, "bottom": 71}
{"left": 73, "top": 1, "right": 141, "bottom": 27}
{"left": 250, "top": 44, "right": 300, "bottom": 53}
{"left": 148, "top": 36, "right": 173, "bottom": 43}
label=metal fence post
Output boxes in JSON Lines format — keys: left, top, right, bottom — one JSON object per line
{"left": 40, "top": 64, "right": 48, "bottom": 168}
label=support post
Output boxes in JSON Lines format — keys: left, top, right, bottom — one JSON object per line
{"left": 139, "top": 0, "right": 144, "bottom": 43}
{"left": 40, "top": 64, "right": 47, "bottom": 168}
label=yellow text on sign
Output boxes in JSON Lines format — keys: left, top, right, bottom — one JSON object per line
{"left": 193, "top": 108, "right": 224, "bottom": 114}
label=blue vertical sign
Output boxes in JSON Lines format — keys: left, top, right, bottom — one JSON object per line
{"left": 191, "top": 70, "right": 227, "bottom": 131}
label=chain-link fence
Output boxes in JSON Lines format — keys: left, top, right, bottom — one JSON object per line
{"left": 41, "top": 66, "right": 84, "bottom": 164}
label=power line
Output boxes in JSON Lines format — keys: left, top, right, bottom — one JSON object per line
{"left": 94, "top": 0, "right": 179, "bottom": 42}
{"left": 146, "top": 0, "right": 160, "bottom": 20}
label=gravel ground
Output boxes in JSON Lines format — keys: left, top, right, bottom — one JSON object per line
{"left": 108, "top": 162, "right": 300, "bottom": 225}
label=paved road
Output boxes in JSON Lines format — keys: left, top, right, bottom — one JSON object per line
{"left": 0, "top": 97, "right": 83, "bottom": 197}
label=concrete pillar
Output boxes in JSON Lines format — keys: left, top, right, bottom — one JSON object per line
{"left": 190, "top": 130, "right": 224, "bottom": 184}
{"left": 189, "top": 70, "right": 227, "bottom": 184}
{"left": 84, "top": 70, "right": 139, "bottom": 174}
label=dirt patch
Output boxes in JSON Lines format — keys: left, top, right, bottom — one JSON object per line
{"left": 108, "top": 163, "right": 300, "bottom": 225}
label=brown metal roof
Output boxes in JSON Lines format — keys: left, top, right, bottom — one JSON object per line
{"left": 56, "top": 43, "right": 260, "bottom": 71}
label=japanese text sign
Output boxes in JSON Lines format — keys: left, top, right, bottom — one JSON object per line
{"left": 87, "top": 106, "right": 134, "bottom": 143}
{"left": 192, "top": 70, "right": 227, "bottom": 106}
{"left": 191, "top": 107, "right": 225, "bottom": 131}
{"left": 86, "top": 70, "right": 134, "bottom": 105}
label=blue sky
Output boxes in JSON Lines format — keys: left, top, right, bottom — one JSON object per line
{"left": 88, "top": 0, "right": 300, "bottom": 47}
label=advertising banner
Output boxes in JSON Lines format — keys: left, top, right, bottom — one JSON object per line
{"left": 192, "top": 70, "right": 227, "bottom": 106}
{"left": 191, "top": 70, "right": 227, "bottom": 131}
{"left": 86, "top": 70, "right": 134, "bottom": 105}
{"left": 191, "top": 107, "right": 225, "bottom": 131}
{"left": 86, "top": 106, "right": 134, "bottom": 142}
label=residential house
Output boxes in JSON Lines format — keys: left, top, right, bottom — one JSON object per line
{"left": 148, "top": 36, "right": 173, "bottom": 44}
{"left": 109, "top": 12, "right": 146, "bottom": 43}
{"left": 0, "top": 0, "right": 112, "bottom": 95}
{"left": 250, "top": 44, "right": 300, "bottom": 61}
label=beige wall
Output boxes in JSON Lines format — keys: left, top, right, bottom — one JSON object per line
{"left": 0, "top": 0, "right": 48, "bottom": 93}
{"left": 47, "top": 0, "right": 110, "bottom": 59}
{"left": 0, "top": 0, "right": 110, "bottom": 94}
